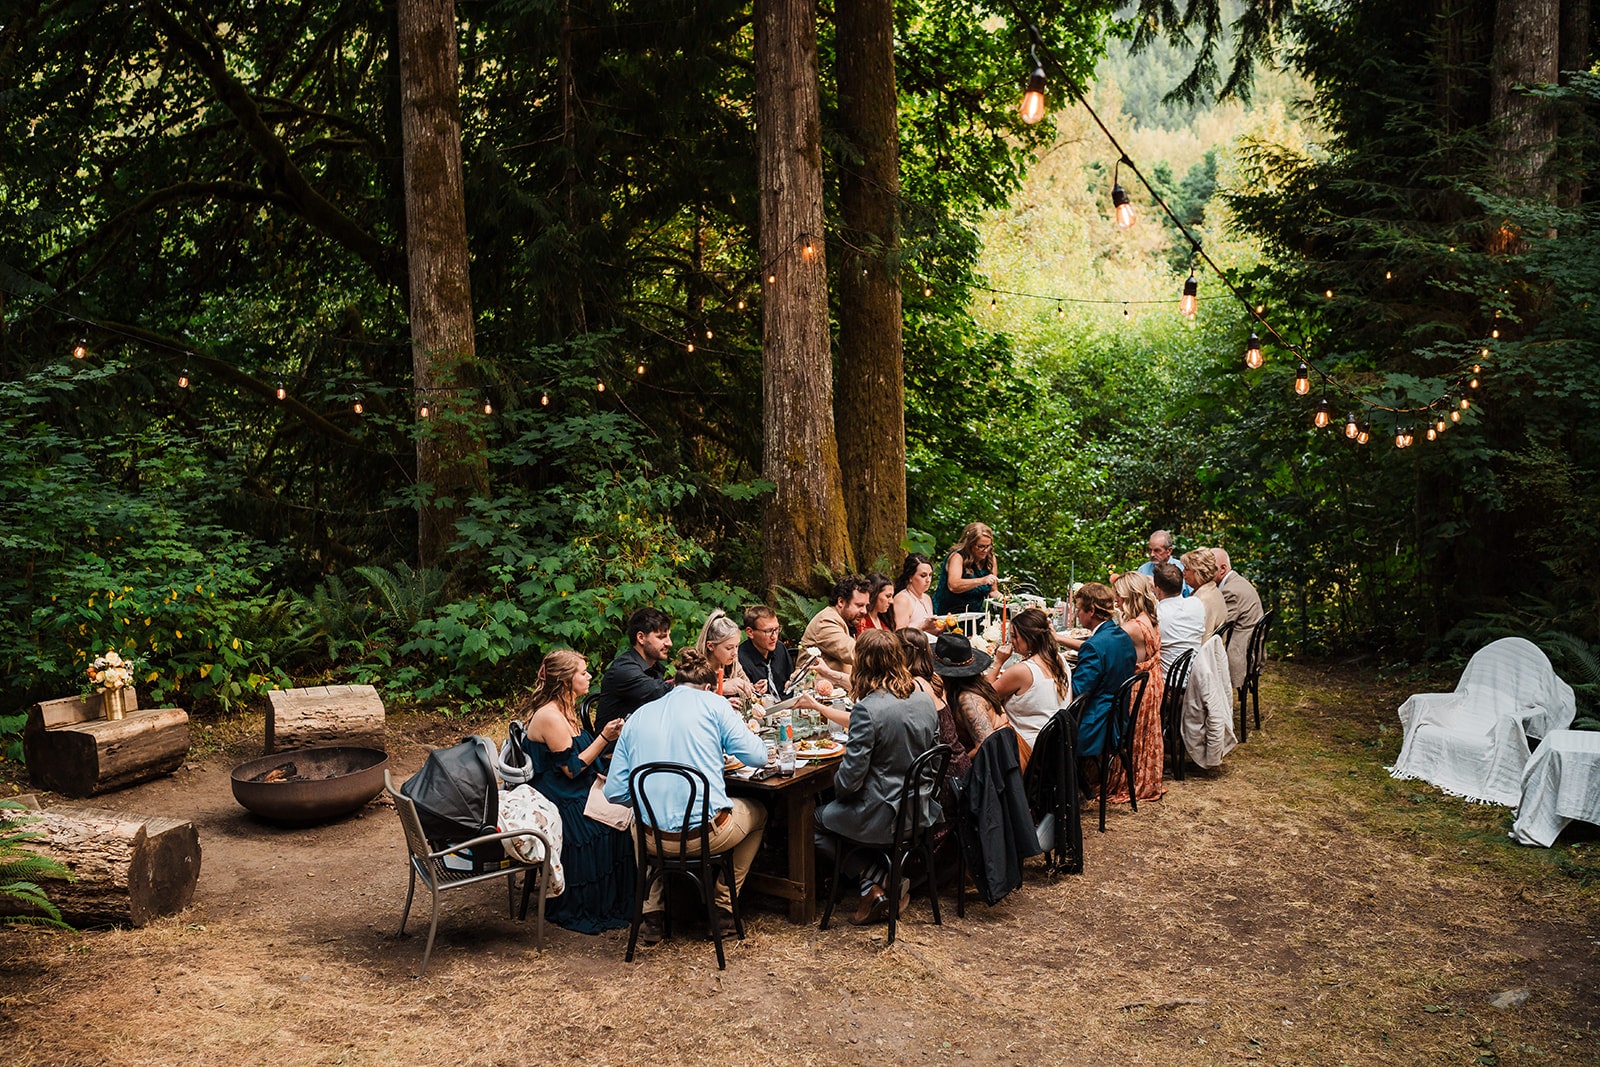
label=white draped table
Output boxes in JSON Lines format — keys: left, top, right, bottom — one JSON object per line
{"left": 1511, "top": 729, "right": 1600, "bottom": 847}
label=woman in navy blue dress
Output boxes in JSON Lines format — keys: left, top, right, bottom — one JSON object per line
{"left": 518, "top": 649, "right": 635, "bottom": 933}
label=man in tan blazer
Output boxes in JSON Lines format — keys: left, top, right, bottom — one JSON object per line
{"left": 800, "top": 575, "right": 870, "bottom": 684}
{"left": 1213, "top": 548, "right": 1265, "bottom": 691}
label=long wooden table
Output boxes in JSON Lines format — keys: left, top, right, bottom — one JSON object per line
{"left": 726, "top": 759, "right": 837, "bottom": 923}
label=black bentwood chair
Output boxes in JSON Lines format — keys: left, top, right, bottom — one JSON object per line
{"left": 1236, "top": 608, "right": 1277, "bottom": 741}
{"left": 1095, "top": 671, "right": 1150, "bottom": 833}
{"left": 1160, "top": 649, "right": 1198, "bottom": 781}
{"left": 625, "top": 762, "right": 745, "bottom": 970}
{"left": 1022, "top": 698, "right": 1086, "bottom": 877}
{"left": 819, "top": 743, "right": 952, "bottom": 947}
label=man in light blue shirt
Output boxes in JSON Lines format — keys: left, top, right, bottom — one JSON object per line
{"left": 604, "top": 648, "right": 769, "bottom": 942}
{"left": 1137, "top": 529, "right": 1191, "bottom": 596}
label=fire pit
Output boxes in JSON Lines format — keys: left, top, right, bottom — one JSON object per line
{"left": 230, "top": 746, "right": 389, "bottom": 826}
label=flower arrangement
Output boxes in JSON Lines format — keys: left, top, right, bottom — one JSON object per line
{"left": 86, "top": 649, "right": 140, "bottom": 694}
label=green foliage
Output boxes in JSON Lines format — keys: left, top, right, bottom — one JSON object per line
{"left": 0, "top": 801, "right": 72, "bottom": 930}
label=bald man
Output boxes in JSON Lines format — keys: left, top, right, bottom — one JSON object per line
{"left": 1213, "top": 548, "right": 1264, "bottom": 691}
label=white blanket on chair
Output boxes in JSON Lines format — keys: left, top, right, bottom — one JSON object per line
{"left": 1181, "top": 635, "right": 1238, "bottom": 769}
{"left": 1390, "top": 637, "right": 1575, "bottom": 806}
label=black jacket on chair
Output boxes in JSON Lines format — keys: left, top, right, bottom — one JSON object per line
{"left": 951, "top": 727, "right": 1042, "bottom": 905}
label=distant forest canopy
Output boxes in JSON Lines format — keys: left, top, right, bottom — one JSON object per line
{"left": 0, "top": 1, "right": 1595, "bottom": 721}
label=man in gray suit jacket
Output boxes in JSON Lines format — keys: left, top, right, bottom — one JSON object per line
{"left": 815, "top": 631, "right": 939, "bottom": 925}
{"left": 1214, "top": 549, "right": 1265, "bottom": 690}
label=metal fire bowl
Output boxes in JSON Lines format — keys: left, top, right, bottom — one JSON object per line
{"left": 231, "top": 746, "right": 389, "bottom": 826}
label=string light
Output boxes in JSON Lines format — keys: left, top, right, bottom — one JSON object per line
{"left": 1468, "top": 375, "right": 1479, "bottom": 389}
{"left": 482, "top": 397, "right": 493, "bottom": 416}
{"left": 1357, "top": 421, "right": 1371, "bottom": 445}
{"left": 636, "top": 362, "right": 646, "bottom": 375}
{"left": 418, "top": 401, "right": 430, "bottom": 418}
{"left": 177, "top": 368, "right": 190, "bottom": 389}
{"left": 1180, "top": 272, "right": 1198, "bottom": 319}
{"left": 923, "top": 285, "right": 933, "bottom": 298}
{"left": 353, "top": 399, "right": 364, "bottom": 415}
{"left": 686, "top": 341, "right": 695, "bottom": 353}
{"left": 737, "top": 299, "right": 747, "bottom": 310}
{"left": 1018, "top": 46, "right": 1047, "bottom": 125}
{"left": 1055, "top": 304, "right": 1064, "bottom": 319}
{"left": 1435, "top": 416, "right": 1446, "bottom": 433}
{"left": 1324, "top": 289, "right": 1334, "bottom": 299}
{"left": 1111, "top": 158, "right": 1135, "bottom": 229}
{"left": 706, "top": 329, "right": 714, "bottom": 340}
{"left": 1426, "top": 426, "right": 1438, "bottom": 441}
{"left": 1451, "top": 408, "right": 1461, "bottom": 423}
{"left": 1459, "top": 396, "right": 1470, "bottom": 410}
{"left": 1344, "top": 412, "right": 1360, "bottom": 439}
{"left": 801, "top": 238, "right": 815, "bottom": 260}
{"left": 1294, "top": 361, "right": 1310, "bottom": 395}
{"left": 540, "top": 391, "right": 550, "bottom": 407}
{"left": 72, "top": 338, "right": 88, "bottom": 359}
{"left": 1385, "top": 270, "right": 1393, "bottom": 281}
{"left": 275, "top": 381, "right": 287, "bottom": 401}
{"left": 766, "top": 273, "right": 775, "bottom": 285}
{"left": 1314, "top": 396, "right": 1332, "bottom": 428}
{"left": 1244, "top": 333, "right": 1263, "bottom": 370}
{"left": 597, "top": 380, "right": 606, "bottom": 392}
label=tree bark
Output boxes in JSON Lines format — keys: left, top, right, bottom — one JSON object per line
{"left": 834, "top": 0, "right": 907, "bottom": 573}
{"left": 397, "top": 0, "right": 487, "bottom": 568}
{"left": 756, "top": 0, "right": 854, "bottom": 594}
{"left": 1556, "top": 0, "right": 1591, "bottom": 207}
{"left": 1490, "top": 0, "right": 1561, "bottom": 199}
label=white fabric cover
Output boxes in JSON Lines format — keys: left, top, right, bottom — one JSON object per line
{"left": 1511, "top": 729, "right": 1600, "bottom": 847}
{"left": 1390, "top": 637, "right": 1576, "bottom": 806}
{"left": 1181, "top": 635, "right": 1238, "bottom": 769}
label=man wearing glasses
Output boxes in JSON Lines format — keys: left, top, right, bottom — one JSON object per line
{"left": 1136, "top": 529, "right": 1191, "bottom": 596}
{"left": 738, "top": 605, "right": 794, "bottom": 696}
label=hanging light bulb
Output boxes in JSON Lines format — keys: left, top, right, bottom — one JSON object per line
{"left": 1018, "top": 47, "right": 1047, "bottom": 125}
{"left": 766, "top": 273, "right": 775, "bottom": 285}
{"left": 1459, "top": 396, "right": 1470, "bottom": 411}
{"left": 737, "top": 299, "right": 747, "bottom": 311}
{"left": 418, "top": 401, "right": 430, "bottom": 419}
{"left": 71, "top": 338, "right": 88, "bottom": 359}
{"left": 923, "top": 285, "right": 933, "bottom": 298}
{"left": 1435, "top": 416, "right": 1447, "bottom": 433}
{"left": 353, "top": 399, "right": 365, "bottom": 415}
{"left": 276, "top": 381, "right": 287, "bottom": 401}
{"left": 636, "top": 362, "right": 646, "bottom": 375}
{"left": 1491, "top": 328, "right": 1500, "bottom": 339}
{"left": 1180, "top": 272, "right": 1198, "bottom": 319}
{"left": 1122, "top": 305, "right": 1130, "bottom": 321}
{"left": 686, "top": 342, "right": 695, "bottom": 353}
{"left": 482, "top": 397, "right": 493, "bottom": 415}
{"left": 1294, "top": 361, "right": 1310, "bottom": 395}
{"left": 1244, "top": 333, "right": 1263, "bottom": 370}
{"left": 1469, "top": 376, "right": 1479, "bottom": 389}
{"left": 1357, "top": 421, "right": 1371, "bottom": 445}
{"left": 1314, "top": 396, "right": 1332, "bottom": 428}
{"left": 1427, "top": 426, "right": 1438, "bottom": 441}
{"left": 1385, "top": 270, "right": 1393, "bottom": 281}
{"left": 1111, "top": 159, "right": 1135, "bottom": 229}
{"left": 540, "top": 391, "right": 550, "bottom": 407}
{"left": 1055, "top": 304, "right": 1064, "bottom": 319}
{"left": 801, "top": 238, "right": 815, "bottom": 260}
{"left": 597, "top": 380, "right": 606, "bottom": 392}
{"left": 1324, "top": 289, "right": 1334, "bottom": 299}
{"left": 990, "top": 297, "right": 997, "bottom": 309}
{"left": 178, "top": 368, "right": 190, "bottom": 389}
{"left": 1394, "top": 426, "right": 1407, "bottom": 448}
{"left": 706, "top": 329, "right": 714, "bottom": 340}
{"left": 1344, "top": 412, "right": 1360, "bottom": 439}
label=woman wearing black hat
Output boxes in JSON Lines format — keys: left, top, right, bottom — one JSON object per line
{"left": 930, "top": 632, "right": 1008, "bottom": 769}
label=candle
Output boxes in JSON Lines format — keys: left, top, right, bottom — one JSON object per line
{"left": 716, "top": 667, "right": 725, "bottom": 696}
{"left": 1000, "top": 594, "right": 1008, "bottom": 644}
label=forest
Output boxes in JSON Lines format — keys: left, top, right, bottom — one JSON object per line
{"left": 2, "top": 0, "right": 1597, "bottom": 726}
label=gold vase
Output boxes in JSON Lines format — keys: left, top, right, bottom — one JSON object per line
{"left": 102, "top": 688, "right": 128, "bottom": 720}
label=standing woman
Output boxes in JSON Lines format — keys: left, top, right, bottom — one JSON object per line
{"left": 1103, "top": 572, "right": 1167, "bottom": 802}
{"left": 988, "top": 607, "right": 1072, "bottom": 762}
{"left": 931, "top": 522, "right": 999, "bottom": 615}
{"left": 696, "top": 609, "right": 761, "bottom": 702}
{"left": 856, "top": 573, "right": 896, "bottom": 635}
{"left": 518, "top": 649, "right": 634, "bottom": 933}
{"left": 891, "top": 553, "right": 942, "bottom": 631}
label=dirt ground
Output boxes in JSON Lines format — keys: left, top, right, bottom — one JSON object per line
{"left": 2, "top": 661, "right": 1597, "bottom": 1067}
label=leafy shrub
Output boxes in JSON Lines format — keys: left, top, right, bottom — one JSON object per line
{"left": 0, "top": 801, "right": 72, "bottom": 930}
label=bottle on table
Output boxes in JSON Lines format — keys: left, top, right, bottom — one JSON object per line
{"left": 776, "top": 710, "right": 797, "bottom": 777}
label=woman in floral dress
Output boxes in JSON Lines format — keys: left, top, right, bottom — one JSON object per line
{"left": 1104, "top": 572, "right": 1167, "bottom": 802}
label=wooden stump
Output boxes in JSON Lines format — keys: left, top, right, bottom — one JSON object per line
{"left": 266, "top": 685, "right": 386, "bottom": 753}
{"left": 24, "top": 697, "right": 190, "bottom": 798}
{"left": 0, "top": 806, "right": 201, "bottom": 928}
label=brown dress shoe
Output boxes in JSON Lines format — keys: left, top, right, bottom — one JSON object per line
{"left": 711, "top": 909, "right": 740, "bottom": 939}
{"left": 638, "top": 911, "right": 666, "bottom": 945}
{"left": 849, "top": 885, "right": 889, "bottom": 926}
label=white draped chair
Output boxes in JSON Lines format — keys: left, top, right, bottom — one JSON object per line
{"left": 1180, "top": 635, "right": 1238, "bottom": 770}
{"left": 1390, "top": 637, "right": 1575, "bottom": 806}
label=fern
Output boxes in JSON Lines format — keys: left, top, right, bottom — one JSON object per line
{"left": 0, "top": 801, "right": 72, "bottom": 930}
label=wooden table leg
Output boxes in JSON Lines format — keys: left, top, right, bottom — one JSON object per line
{"left": 787, "top": 787, "right": 817, "bottom": 924}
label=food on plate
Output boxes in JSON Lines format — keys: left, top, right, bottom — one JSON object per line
{"left": 794, "top": 738, "right": 843, "bottom": 757}
{"left": 1066, "top": 627, "right": 1093, "bottom": 639}
{"left": 723, "top": 754, "right": 745, "bottom": 771}
{"left": 815, "top": 677, "right": 834, "bottom": 697}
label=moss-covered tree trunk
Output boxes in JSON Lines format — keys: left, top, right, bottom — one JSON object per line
{"left": 397, "top": 0, "right": 486, "bottom": 569}
{"left": 756, "top": 0, "right": 853, "bottom": 594}
{"left": 834, "top": 0, "right": 907, "bottom": 573}
{"left": 1490, "top": 0, "right": 1560, "bottom": 200}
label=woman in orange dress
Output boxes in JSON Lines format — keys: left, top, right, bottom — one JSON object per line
{"left": 1104, "top": 571, "right": 1167, "bottom": 802}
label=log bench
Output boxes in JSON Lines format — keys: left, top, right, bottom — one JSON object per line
{"left": 266, "top": 684, "right": 386, "bottom": 753}
{"left": 23, "top": 694, "right": 190, "bottom": 798}
{"left": 0, "top": 802, "right": 201, "bottom": 928}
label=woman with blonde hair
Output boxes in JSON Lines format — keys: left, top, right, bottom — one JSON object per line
{"left": 696, "top": 608, "right": 760, "bottom": 702}
{"left": 1180, "top": 548, "right": 1227, "bottom": 640}
{"left": 931, "top": 522, "right": 999, "bottom": 615}
{"left": 1102, "top": 572, "right": 1167, "bottom": 802}
{"left": 517, "top": 649, "right": 634, "bottom": 933}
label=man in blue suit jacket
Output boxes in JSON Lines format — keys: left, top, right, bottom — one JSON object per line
{"left": 1070, "top": 582, "right": 1137, "bottom": 758}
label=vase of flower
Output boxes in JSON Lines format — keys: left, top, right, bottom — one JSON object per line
{"left": 87, "top": 649, "right": 140, "bottom": 721}
{"left": 102, "top": 686, "right": 129, "bottom": 720}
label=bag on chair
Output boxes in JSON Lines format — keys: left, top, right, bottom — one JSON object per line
{"left": 400, "top": 736, "right": 507, "bottom": 871}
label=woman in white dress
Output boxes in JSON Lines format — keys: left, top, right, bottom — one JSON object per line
{"left": 988, "top": 607, "right": 1072, "bottom": 763}
{"left": 891, "top": 553, "right": 942, "bottom": 631}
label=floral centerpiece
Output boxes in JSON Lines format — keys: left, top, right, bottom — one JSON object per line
{"left": 86, "top": 649, "right": 140, "bottom": 719}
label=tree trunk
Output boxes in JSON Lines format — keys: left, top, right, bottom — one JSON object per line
{"left": 397, "top": 0, "right": 486, "bottom": 568}
{"left": 756, "top": 0, "right": 853, "bottom": 594}
{"left": 834, "top": 0, "right": 907, "bottom": 573}
{"left": 1490, "top": 0, "right": 1560, "bottom": 199}
{"left": 1556, "top": 0, "right": 1591, "bottom": 207}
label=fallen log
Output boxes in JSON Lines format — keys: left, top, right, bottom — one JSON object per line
{"left": 266, "top": 684, "right": 386, "bottom": 753}
{"left": 0, "top": 806, "right": 201, "bottom": 928}
{"left": 23, "top": 696, "right": 190, "bottom": 798}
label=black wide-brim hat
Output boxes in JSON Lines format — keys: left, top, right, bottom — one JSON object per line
{"left": 931, "top": 632, "right": 992, "bottom": 677}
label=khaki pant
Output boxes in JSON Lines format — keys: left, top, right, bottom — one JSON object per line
{"left": 638, "top": 797, "right": 767, "bottom": 913}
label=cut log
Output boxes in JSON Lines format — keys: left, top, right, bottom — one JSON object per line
{"left": 0, "top": 806, "right": 201, "bottom": 928}
{"left": 24, "top": 703, "right": 190, "bottom": 798}
{"left": 266, "top": 684, "right": 386, "bottom": 753}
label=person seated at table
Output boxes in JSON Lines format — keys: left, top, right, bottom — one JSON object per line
{"left": 855, "top": 573, "right": 895, "bottom": 635}
{"left": 1180, "top": 548, "right": 1227, "bottom": 641}
{"left": 815, "top": 630, "right": 940, "bottom": 925}
{"left": 603, "top": 647, "right": 769, "bottom": 945}
{"left": 987, "top": 607, "right": 1072, "bottom": 761}
{"left": 517, "top": 649, "right": 633, "bottom": 933}
{"left": 1104, "top": 572, "right": 1166, "bottom": 803}
{"left": 892, "top": 553, "right": 943, "bottom": 632}
{"left": 738, "top": 605, "right": 793, "bottom": 696}
{"left": 896, "top": 626, "right": 955, "bottom": 763}
{"left": 1126, "top": 528, "right": 1190, "bottom": 595}
{"left": 800, "top": 574, "right": 870, "bottom": 685}
{"left": 1212, "top": 548, "right": 1265, "bottom": 690}
{"left": 931, "top": 522, "right": 1000, "bottom": 615}
{"left": 1153, "top": 562, "right": 1205, "bottom": 674}
{"left": 1069, "top": 582, "right": 1137, "bottom": 771}
{"left": 696, "top": 608, "right": 760, "bottom": 703}
{"left": 930, "top": 632, "right": 1007, "bottom": 765}
{"left": 596, "top": 606, "right": 672, "bottom": 731}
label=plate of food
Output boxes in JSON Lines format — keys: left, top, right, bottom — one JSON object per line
{"left": 794, "top": 738, "right": 844, "bottom": 759}
{"left": 724, "top": 754, "right": 746, "bottom": 772}
{"left": 1066, "top": 627, "right": 1093, "bottom": 640}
